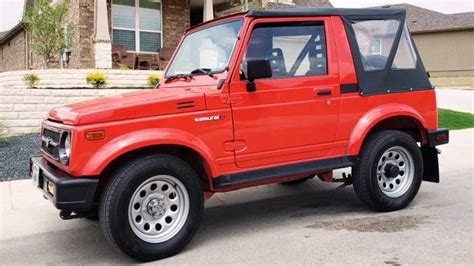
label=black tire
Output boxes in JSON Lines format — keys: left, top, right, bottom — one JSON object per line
{"left": 84, "top": 212, "right": 99, "bottom": 221}
{"left": 99, "top": 154, "right": 204, "bottom": 262}
{"left": 352, "top": 130, "right": 423, "bottom": 212}
{"left": 280, "top": 174, "right": 313, "bottom": 185}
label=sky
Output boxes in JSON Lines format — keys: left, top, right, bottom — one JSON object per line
{"left": 0, "top": 0, "right": 473, "bottom": 31}
{"left": 0, "top": 0, "right": 25, "bottom": 32}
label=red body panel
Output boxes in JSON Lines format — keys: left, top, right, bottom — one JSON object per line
{"left": 229, "top": 17, "right": 340, "bottom": 168}
{"left": 41, "top": 14, "right": 438, "bottom": 191}
{"left": 49, "top": 89, "right": 207, "bottom": 125}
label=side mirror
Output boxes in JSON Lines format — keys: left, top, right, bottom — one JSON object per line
{"left": 246, "top": 59, "right": 272, "bottom": 92}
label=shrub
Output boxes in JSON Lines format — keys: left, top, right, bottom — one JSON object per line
{"left": 0, "top": 121, "right": 7, "bottom": 147}
{"left": 24, "top": 73, "right": 40, "bottom": 88}
{"left": 117, "top": 63, "right": 129, "bottom": 70}
{"left": 147, "top": 74, "right": 161, "bottom": 87}
{"left": 86, "top": 72, "right": 108, "bottom": 88}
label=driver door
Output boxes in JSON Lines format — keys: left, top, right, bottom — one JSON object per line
{"left": 229, "top": 17, "right": 341, "bottom": 169}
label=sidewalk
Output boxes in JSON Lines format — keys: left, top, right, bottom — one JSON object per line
{"left": 436, "top": 88, "right": 474, "bottom": 113}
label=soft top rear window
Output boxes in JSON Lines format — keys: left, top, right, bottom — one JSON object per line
{"left": 352, "top": 19, "right": 400, "bottom": 71}
{"left": 344, "top": 15, "right": 431, "bottom": 95}
{"left": 392, "top": 24, "right": 417, "bottom": 70}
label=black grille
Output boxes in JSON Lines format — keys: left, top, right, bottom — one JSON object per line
{"left": 41, "top": 127, "right": 61, "bottom": 160}
{"left": 43, "top": 127, "right": 60, "bottom": 141}
{"left": 177, "top": 101, "right": 195, "bottom": 109}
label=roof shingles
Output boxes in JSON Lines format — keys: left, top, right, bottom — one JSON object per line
{"left": 388, "top": 4, "right": 474, "bottom": 33}
{"left": 0, "top": 31, "right": 9, "bottom": 40}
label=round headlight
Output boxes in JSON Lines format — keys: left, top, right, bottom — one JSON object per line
{"left": 59, "top": 131, "right": 71, "bottom": 165}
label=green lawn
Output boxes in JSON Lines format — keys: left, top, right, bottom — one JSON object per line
{"left": 438, "top": 108, "right": 474, "bottom": 130}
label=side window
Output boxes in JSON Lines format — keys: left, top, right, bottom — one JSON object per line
{"left": 352, "top": 19, "right": 400, "bottom": 71}
{"left": 241, "top": 23, "right": 327, "bottom": 79}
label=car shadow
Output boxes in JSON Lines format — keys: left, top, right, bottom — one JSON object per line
{"left": 2, "top": 182, "right": 373, "bottom": 264}
{"left": 189, "top": 184, "right": 369, "bottom": 249}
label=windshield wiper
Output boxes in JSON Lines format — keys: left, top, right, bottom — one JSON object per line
{"left": 165, "top": 68, "right": 217, "bottom": 83}
{"left": 190, "top": 68, "right": 214, "bottom": 77}
{"left": 164, "top": 74, "right": 191, "bottom": 83}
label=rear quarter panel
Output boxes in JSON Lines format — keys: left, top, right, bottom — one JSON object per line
{"left": 335, "top": 89, "right": 437, "bottom": 155}
{"left": 329, "top": 16, "right": 437, "bottom": 157}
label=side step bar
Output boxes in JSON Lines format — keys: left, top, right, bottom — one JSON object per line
{"left": 213, "top": 156, "right": 358, "bottom": 190}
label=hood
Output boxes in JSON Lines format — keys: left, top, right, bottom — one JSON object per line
{"left": 48, "top": 88, "right": 206, "bottom": 125}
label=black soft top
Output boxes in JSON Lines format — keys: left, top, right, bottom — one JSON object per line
{"left": 247, "top": 7, "right": 405, "bottom": 19}
{"left": 247, "top": 8, "right": 432, "bottom": 96}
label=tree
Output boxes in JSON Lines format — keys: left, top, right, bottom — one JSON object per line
{"left": 24, "top": 0, "right": 75, "bottom": 68}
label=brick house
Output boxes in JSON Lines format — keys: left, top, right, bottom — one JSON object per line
{"left": 0, "top": 0, "right": 332, "bottom": 72}
{"left": 0, "top": 23, "right": 28, "bottom": 72}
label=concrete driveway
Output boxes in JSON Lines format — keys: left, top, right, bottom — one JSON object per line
{"left": 1, "top": 129, "right": 473, "bottom": 264}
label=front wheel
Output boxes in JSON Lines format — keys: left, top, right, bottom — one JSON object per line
{"left": 99, "top": 154, "right": 204, "bottom": 261}
{"left": 352, "top": 130, "right": 423, "bottom": 212}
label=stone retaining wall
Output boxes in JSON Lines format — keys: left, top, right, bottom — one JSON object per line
{"left": 0, "top": 69, "right": 163, "bottom": 135}
{"left": 0, "top": 69, "right": 162, "bottom": 89}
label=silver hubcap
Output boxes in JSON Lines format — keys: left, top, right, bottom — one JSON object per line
{"left": 376, "top": 146, "right": 414, "bottom": 198}
{"left": 128, "top": 175, "right": 190, "bottom": 243}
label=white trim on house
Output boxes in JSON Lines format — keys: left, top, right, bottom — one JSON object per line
{"left": 111, "top": 0, "right": 163, "bottom": 54}
{"left": 203, "top": 0, "right": 214, "bottom": 21}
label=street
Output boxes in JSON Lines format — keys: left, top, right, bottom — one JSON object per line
{"left": 0, "top": 128, "right": 472, "bottom": 264}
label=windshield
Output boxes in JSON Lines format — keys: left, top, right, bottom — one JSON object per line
{"left": 166, "top": 19, "right": 242, "bottom": 77}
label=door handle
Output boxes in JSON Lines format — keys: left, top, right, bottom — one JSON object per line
{"left": 315, "top": 89, "right": 332, "bottom": 96}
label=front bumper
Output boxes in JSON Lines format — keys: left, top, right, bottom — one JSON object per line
{"left": 30, "top": 157, "right": 98, "bottom": 211}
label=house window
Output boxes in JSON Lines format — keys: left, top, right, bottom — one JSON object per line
{"left": 369, "top": 39, "right": 382, "bottom": 55}
{"left": 112, "top": 0, "right": 162, "bottom": 53}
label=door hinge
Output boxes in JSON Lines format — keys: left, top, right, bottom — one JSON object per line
{"left": 224, "top": 140, "right": 246, "bottom": 152}
{"left": 221, "top": 95, "right": 242, "bottom": 105}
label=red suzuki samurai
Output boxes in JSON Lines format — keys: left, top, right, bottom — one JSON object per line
{"left": 31, "top": 8, "right": 449, "bottom": 261}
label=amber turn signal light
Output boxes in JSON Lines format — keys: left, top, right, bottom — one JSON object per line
{"left": 86, "top": 130, "right": 105, "bottom": 141}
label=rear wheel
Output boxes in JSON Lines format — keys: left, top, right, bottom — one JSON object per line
{"left": 99, "top": 154, "right": 203, "bottom": 261}
{"left": 352, "top": 130, "right": 423, "bottom": 212}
